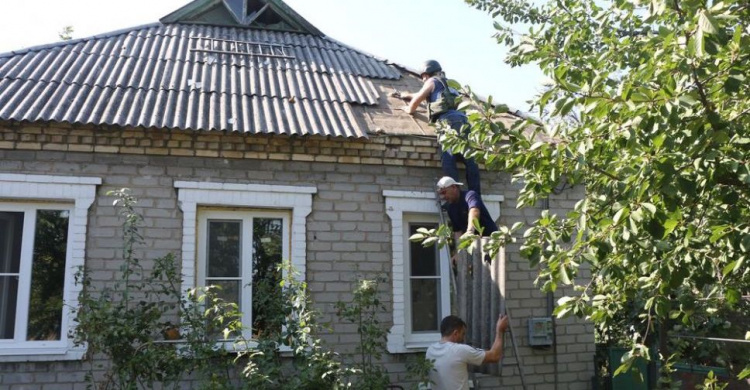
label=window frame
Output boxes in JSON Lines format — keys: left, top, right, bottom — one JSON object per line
{"left": 196, "top": 208, "right": 291, "bottom": 340}
{"left": 402, "top": 214, "right": 448, "bottom": 344}
{"left": 0, "top": 173, "right": 99, "bottom": 362}
{"left": 384, "top": 190, "right": 503, "bottom": 353}
{"left": 175, "top": 181, "right": 315, "bottom": 344}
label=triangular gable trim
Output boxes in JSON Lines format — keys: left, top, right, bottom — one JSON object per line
{"left": 160, "top": 0, "right": 323, "bottom": 36}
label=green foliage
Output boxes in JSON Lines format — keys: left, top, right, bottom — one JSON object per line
{"left": 335, "top": 276, "right": 391, "bottom": 389}
{"left": 455, "top": 0, "right": 750, "bottom": 385}
{"left": 74, "top": 189, "right": 236, "bottom": 389}
{"left": 74, "top": 189, "right": 350, "bottom": 389}
{"left": 405, "top": 355, "right": 434, "bottom": 390}
{"left": 409, "top": 221, "right": 521, "bottom": 259}
{"left": 697, "top": 370, "right": 729, "bottom": 390}
{"left": 741, "top": 331, "right": 750, "bottom": 380}
{"left": 238, "top": 262, "right": 354, "bottom": 390}
{"left": 58, "top": 26, "right": 74, "bottom": 41}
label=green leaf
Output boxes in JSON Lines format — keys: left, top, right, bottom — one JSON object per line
{"left": 561, "top": 98, "right": 576, "bottom": 117}
{"left": 724, "top": 76, "right": 742, "bottom": 94}
{"left": 726, "top": 288, "right": 740, "bottom": 305}
{"left": 698, "top": 10, "right": 718, "bottom": 35}
{"left": 652, "top": 134, "right": 666, "bottom": 149}
{"left": 655, "top": 297, "right": 669, "bottom": 317}
{"left": 663, "top": 219, "right": 678, "bottom": 238}
{"left": 530, "top": 141, "right": 545, "bottom": 151}
{"left": 709, "top": 226, "right": 728, "bottom": 243}
{"left": 690, "top": 29, "right": 704, "bottom": 57}
{"left": 559, "top": 264, "right": 572, "bottom": 284}
{"left": 614, "top": 207, "right": 629, "bottom": 225}
{"left": 722, "top": 260, "right": 741, "bottom": 276}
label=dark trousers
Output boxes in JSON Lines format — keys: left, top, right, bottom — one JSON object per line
{"left": 440, "top": 115, "right": 481, "bottom": 194}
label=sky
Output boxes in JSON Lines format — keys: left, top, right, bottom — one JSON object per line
{"left": 0, "top": 0, "right": 545, "bottom": 112}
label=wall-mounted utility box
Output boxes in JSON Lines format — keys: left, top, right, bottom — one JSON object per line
{"left": 528, "top": 317, "right": 554, "bottom": 346}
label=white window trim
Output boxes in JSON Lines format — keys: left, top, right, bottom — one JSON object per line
{"left": 384, "top": 190, "right": 503, "bottom": 353}
{"left": 401, "top": 213, "right": 448, "bottom": 345}
{"left": 0, "top": 173, "right": 100, "bottom": 362}
{"left": 175, "top": 180, "right": 315, "bottom": 320}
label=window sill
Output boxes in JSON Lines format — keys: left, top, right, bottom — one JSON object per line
{"left": 0, "top": 344, "right": 86, "bottom": 362}
{"left": 152, "top": 339, "right": 294, "bottom": 355}
{"left": 387, "top": 333, "right": 440, "bottom": 354}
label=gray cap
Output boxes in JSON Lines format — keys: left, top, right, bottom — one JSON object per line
{"left": 420, "top": 59, "right": 442, "bottom": 75}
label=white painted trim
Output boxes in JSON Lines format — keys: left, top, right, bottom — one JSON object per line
{"left": 0, "top": 175, "right": 98, "bottom": 362}
{"left": 175, "top": 181, "right": 316, "bottom": 194}
{"left": 385, "top": 191, "right": 443, "bottom": 353}
{"left": 403, "top": 214, "right": 446, "bottom": 346}
{"left": 0, "top": 173, "right": 102, "bottom": 186}
{"left": 176, "top": 181, "right": 314, "bottom": 317}
{"left": 384, "top": 190, "right": 503, "bottom": 221}
{"left": 383, "top": 190, "right": 503, "bottom": 353}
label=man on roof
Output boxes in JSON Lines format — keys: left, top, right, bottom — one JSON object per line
{"left": 397, "top": 60, "right": 481, "bottom": 194}
{"left": 437, "top": 176, "right": 497, "bottom": 240}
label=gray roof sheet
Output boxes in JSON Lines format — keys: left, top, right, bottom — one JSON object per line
{"left": 0, "top": 23, "right": 403, "bottom": 138}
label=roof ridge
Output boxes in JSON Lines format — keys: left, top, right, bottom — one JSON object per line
{"left": 321, "top": 35, "right": 416, "bottom": 76}
{"left": 0, "top": 23, "right": 162, "bottom": 59}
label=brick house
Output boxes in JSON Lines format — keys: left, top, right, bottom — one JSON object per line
{"left": 0, "top": 0, "right": 594, "bottom": 388}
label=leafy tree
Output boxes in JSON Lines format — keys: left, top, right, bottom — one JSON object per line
{"left": 240, "top": 262, "right": 354, "bottom": 390}
{"left": 58, "top": 26, "right": 74, "bottom": 41}
{"left": 442, "top": 0, "right": 750, "bottom": 385}
{"left": 335, "top": 276, "right": 391, "bottom": 389}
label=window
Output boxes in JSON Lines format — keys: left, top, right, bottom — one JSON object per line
{"left": 1, "top": 207, "right": 69, "bottom": 342}
{"left": 404, "top": 217, "right": 448, "bottom": 339}
{"left": 0, "top": 174, "right": 99, "bottom": 362}
{"left": 197, "top": 209, "right": 289, "bottom": 338}
{"left": 175, "top": 181, "right": 315, "bottom": 340}
{"left": 384, "top": 190, "right": 503, "bottom": 353}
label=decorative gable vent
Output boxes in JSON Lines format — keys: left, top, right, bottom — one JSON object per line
{"left": 161, "top": 0, "right": 324, "bottom": 37}
{"left": 190, "top": 37, "right": 295, "bottom": 60}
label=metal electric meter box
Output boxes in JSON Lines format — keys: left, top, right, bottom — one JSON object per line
{"left": 528, "top": 317, "right": 554, "bottom": 346}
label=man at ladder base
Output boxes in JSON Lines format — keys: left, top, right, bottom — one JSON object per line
{"left": 426, "top": 315, "right": 509, "bottom": 390}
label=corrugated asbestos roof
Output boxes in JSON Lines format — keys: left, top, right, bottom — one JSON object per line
{"left": 0, "top": 23, "right": 403, "bottom": 138}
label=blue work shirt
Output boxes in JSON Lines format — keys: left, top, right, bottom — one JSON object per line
{"left": 446, "top": 190, "right": 498, "bottom": 236}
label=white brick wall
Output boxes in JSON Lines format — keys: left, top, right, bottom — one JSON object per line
{"left": 0, "top": 150, "right": 595, "bottom": 389}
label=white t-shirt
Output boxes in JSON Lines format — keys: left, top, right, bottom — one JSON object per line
{"left": 425, "top": 341, "right": 485, "bottom": 390}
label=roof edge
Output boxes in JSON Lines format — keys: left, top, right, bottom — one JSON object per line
{"left": 160, "top": 0, "right": 223, "bottom": 24}
{"left": 266, "top": 0, "right": 323, "bottom": 37}
{"left": 0, "top": 23, "right": 161, "bottom": 59}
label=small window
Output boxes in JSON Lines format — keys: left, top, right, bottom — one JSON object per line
{"left": 407, "top": 222, "right": 442, "bottom": 334}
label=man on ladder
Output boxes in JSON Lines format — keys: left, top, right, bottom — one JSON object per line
{"left": 432, "top": 176, "right": 529, "bottom": 389}
{"left": 426, "top": 315, "right": 509, "bottom": 390}
{"left": 436, "top": 176, "right": 497, "bottom": 242}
